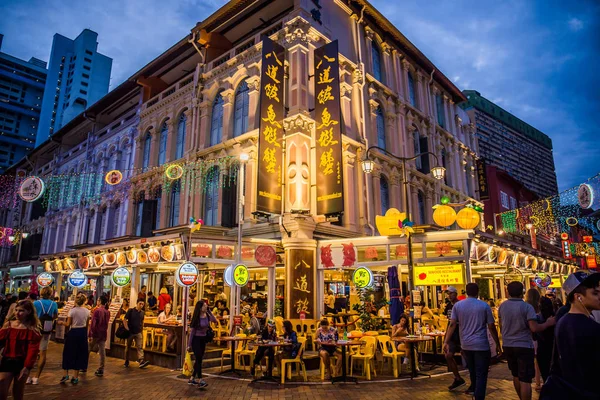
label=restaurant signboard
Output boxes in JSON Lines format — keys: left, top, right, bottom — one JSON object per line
{"left": 111, "top": 267, "right": 131, "bottom": 287}
{"left": 413, "top": 265, "right": 464, "bottom": 286}
{"left": 256, "top": 37, "right": 285, "bottom": 214}
{"left": 289, "top": 249, "right": 315, "bottom": 319}
{"left": 233, "top": 264, "right": 249, "bottom": 287}
{"left": 36, "top": 272, "right": 54, "bottom": 287}
{"left": 67, "top": 270, "right": 87, "bottom": 288}
{"left": 176, "top": 262, "right": 199, "bottom": 287}
{"left": 476, "top": 159, "right": 489, "bottom": 200}
{"left": 314, "top": 40, "right": 344, "bottom": 215}
{"left": 352, "top": 266, "right": 373, "bottom": 289}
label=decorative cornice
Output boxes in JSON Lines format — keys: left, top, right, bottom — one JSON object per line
{"left": 283, "top": 114, "right": 314, "bottom": 135}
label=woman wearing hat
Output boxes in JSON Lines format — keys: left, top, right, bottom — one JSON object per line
{"left": 250, "top": 319, "right": 277, "bottom": 378}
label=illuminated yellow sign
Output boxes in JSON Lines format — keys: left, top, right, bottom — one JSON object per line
{"left": 233, "top": 264, "right": 249, "bottom": 287}
{"left": 105, "top": 170, "right": 123, "bottom": 185}
{"left": 413, "top": 265, "right": 464, "bottom": 286}
{"left": 352, "top": 266, "right": 373, "bottom": 289}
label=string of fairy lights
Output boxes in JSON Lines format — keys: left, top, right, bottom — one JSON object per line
{"left": 0, "top": 156, "right": 240, "bottom": 212}
{"left": 498, "top": 173, "right": 600, "bottom": 238}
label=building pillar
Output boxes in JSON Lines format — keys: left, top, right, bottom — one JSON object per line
{"left": 246, "top": 77, "right": 260, "bottom": 131}
{"left": 287, "top": 45, "right": 310, "bottom": 115}
{"left": 165, "top": 118, "right": 177, "bottom": 164}
{"left": 401, "top": 59, "right": 410, "bottom": 102}
{"left": 221, "top": 89, "right": 235, "bottom": 142}
{"left": 342, "top": 148, "right": 358, "bottom": 231}
{"left": 197, "top": 102, "right": 211, "bottom": 150}
{"left": 281, "top": 217, "right": 317, "bottom": 320}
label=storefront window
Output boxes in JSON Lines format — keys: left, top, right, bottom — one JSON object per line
{"left": 424, "top": 241, "right": 464, "bottom": 258}
{"left": 357, "top": 245, "right": 387, "bottom": 262}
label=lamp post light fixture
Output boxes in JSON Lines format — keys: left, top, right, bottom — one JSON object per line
{"left": 232, "top": 152, "right": 249, "bottom": 325}
{"left": 361, "top": 145, "right": 445, "bottom": 327}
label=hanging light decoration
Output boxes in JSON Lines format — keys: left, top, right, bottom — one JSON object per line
{"left": 456, "top": 206, "right": 481, "bottom": 229}
{"left": 432, "top": 205, "right": 457, "bottom": 227}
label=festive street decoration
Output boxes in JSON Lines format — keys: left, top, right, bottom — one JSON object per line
{"left": 432, "top": 205, "right": 457, "bottom": 227}
{"left": 165, "top": 164, "right": 184, "bottom": 180}
{"left": 375, "top": 208, "right": 414, "bottom": 236}
{"left": 105, "top": 170, "right": 123, "bottom": 185}
{"left": 456, "top": 206, "right": 481, "bottom": 229}
{"left": 189, "top": 217, "right": 203, "bottom": 233}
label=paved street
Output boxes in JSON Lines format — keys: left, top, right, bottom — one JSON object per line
{"left": 14, "top": 341, "right": 538, "bottom": 400}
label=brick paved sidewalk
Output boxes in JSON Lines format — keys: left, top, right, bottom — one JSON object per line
{"left": 14, "top": 341, "right": 536, "bottom": 400}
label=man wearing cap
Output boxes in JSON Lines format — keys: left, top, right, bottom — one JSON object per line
{"left": 541, "top": 271, "right": 600, "bottom": 399}
{"left": 443, "top": 286, "right": 465, "bottom": 391}
{"left": 250, "top": 319, "right": 278, "bottom": 378}
{"left": 498, "top": 281, "right": 556, "bottom": 400}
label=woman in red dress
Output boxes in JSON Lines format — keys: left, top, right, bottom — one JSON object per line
{"left": 0, "top": 300, "right": 41, "bottom": 400}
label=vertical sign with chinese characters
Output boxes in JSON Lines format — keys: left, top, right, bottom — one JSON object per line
{"left": 287, "top": 249, "right": 315, "bottom": 319}
{"left": 476, "top": 159, "right": 489, "bottom": 200}
{"left": 314, "top": 41, "right": 344, "bottom": 215}
{"left": 257, "top": 38, "right": 285, "bottom": 214}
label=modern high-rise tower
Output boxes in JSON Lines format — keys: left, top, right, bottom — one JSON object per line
{"left": 36, "top": 29, "right": 112, "bottom": 146}
{"left": 0, "top": 34, "right": 47, "bottom": 172}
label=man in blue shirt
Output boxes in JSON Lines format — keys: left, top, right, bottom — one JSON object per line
{"left": 444, "top": 283, "right": 501, "bottom": 400}
{"left": 32, "top": 286, "right": 58, "bottom": 384}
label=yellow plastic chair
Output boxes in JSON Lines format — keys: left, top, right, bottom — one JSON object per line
{"left": 363, "top": 331, "right": 379, "bottom": 337}
{"left": 281, "top": 337, "right": 308, "bottom": 384}
{"left": 220, "top": 334, "right": 246, "bottom": 372}
{"left": 350, "top": 336, "right": 377, "bottom": 380}
{"left": 238, "top": 337, "right": 258, "bottom": 370}
{"left": 319, "top": 353, "right": 340, "bottom": 380}
{"left": 377, "top": 335, "right": 405, "bottom": 377}
{"left": 274, "top": 316, "right": 284, "bottom": 336}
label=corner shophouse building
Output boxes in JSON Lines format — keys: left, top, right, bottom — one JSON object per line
{"left": 3, "top": 1, "right": 575, "bottom": 320}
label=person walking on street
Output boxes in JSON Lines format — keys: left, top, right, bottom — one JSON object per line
{"left": 187, "top": 300, "right": 217, "bottom": 388}
{"left": 443, "top": 286, "right": 465, "bottom": 391}
{"left": 535, "top": 296, "right": 555, "bottom": 384}
{"left": 444, "top": 283, "right": 501, "bottom": 400}
{"left": 123, "top": 300, "right": 150, "bottom": 369}
{"left": 57, "top": 294, "right": 90, "bottom": 385}
{"left": 88, "top": 295, "right": 110, "bottom": 377}
{"left": 540, "top": 271, "right": 600, "bottom": 399}
{"left": 498, "top": 282, "right": 555, "bottom": 400}
{"left": 0, "top": 300, "right": 41, "bottom": 400}
{"left": 30, "top": 287, "right": 58, "bottom": 385}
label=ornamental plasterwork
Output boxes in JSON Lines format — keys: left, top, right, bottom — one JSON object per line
{"left": 283, "top": 17, "right": 325, "bottom": 47}
{"left": 202, "top": 45, "right": 262, "bottom": 84}
{"left": 283, "top": 114, "right": 314, "bottom": 136}
{"left": 140, "top": 82, "right": 193, "bottom": 119}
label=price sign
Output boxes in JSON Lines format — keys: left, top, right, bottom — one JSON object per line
{"left": 233, "top": 315, "right": 243, "bottom": 326}
{"left": 175, "top": 262, "right": 199, "bottom": 287}
{"left": 352, "top": 266, "right": 373, "bottom": 289}
{"left": 233, "top": 264, "right": 249, "bottom": 287}
{"left": 111, "top": 267, "right": 131, "bottom": 287}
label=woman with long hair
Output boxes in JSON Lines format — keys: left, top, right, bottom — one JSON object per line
{"left": 187, "top": 300, "right": 216, "bottom": 388}
{"left": 0, "top": 300, "right": 41, "bottom": 400}
{"left": 57, "top": 294, "right": 90, "bottom": 384}
{"left": 275, "top": 320, "right": 300, "bottom": 372}
{"left": 157, "top": 303, "right": 177, "bottom": 351}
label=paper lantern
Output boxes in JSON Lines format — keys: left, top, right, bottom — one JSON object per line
{"left": 433, "top": 205, "right": 457, "bottom": 227}
{"left": 456, "top": 207, "right": 481, "bottom": 229}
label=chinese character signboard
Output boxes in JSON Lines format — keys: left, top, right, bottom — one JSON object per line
{"left": 476, "top": 159, "right": 489, "bottom": 200}
{"left": 314, "top": 41, "right": 344, "bottom": 215}
{"left": 413, "top": 265, "right": 464, "bottom": 286}
{"left": 288, "top": 249, "right": 315, "bottom": 319}
{"left": 257, "top": 38, "right": 285, "bottom": 214}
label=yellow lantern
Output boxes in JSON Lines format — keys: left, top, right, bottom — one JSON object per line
{"left": 456, "top": 207, "right": 481, "bottom": 229}
{"left": 432, "top": 205, "right": 457, "bottom": 227}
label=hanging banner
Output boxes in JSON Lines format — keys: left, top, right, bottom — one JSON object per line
{"left": 314, "top": 40, "right": 344, "bottom": 215}
{"left": 67, "top": 270, "right": 87, "bottom": 288}
{"left": 288, "top": 249, "right": 315, "bottom": 319}
{"left": 256, "top": 37, "right": 285, "bottom": 214}
{"left": 176, "top": 262, "right": 199, "bottom": 287}
{"left": 36, "top": 272, "right": 54, "bottom": 287}
{"left": 111, "top": 267, "right": 131, "bottom": 287}
{"left": 476, "top": 159, "right": 489, "bottom": 200}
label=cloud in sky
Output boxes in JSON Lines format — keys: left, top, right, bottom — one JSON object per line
{"left": 1, "top": 0, "right": 599, "bottom": 191}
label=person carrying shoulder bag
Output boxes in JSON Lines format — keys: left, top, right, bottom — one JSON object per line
{"left": 187, "top": 300, "right": 217, "bottom": 389}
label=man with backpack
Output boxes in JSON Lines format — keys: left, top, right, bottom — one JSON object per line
{"left": 31, "top": 286, "right": 58, "bottom": 384}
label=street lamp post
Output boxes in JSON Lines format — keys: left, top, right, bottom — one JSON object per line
{"left": 361, "top": 146, "right": 445, "bottom": 325}
{"left": 232, "top": 152, "right": 249, "bottom": 324}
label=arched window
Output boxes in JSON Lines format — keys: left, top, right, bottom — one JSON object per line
{"left": 376, "top": 106, "right": 386, "bottom": 149}
{"left": 413, "top": 129, "right": 422, "bottom": 170}
{"left": 417, "top": 191, "right": 426, "bottom": 224}
{"left": 407, "top": 72, "right": 417, "bottom": 108}
{"left": 85, "top": 210, "right": 95, "bottom": 244}
{"left": 465, "top": 163, "right": 472, "bottom": 196}
{"left": 155, "top": 189, "right": 162, "bottom": 231}
{"left": 158, "top": 122, "right": 168, "bottom": 165}
{"left": 210, "top": 92, "right": 224, "bottom": 146}
{"left": 110, "top": 203, "right": 121, "bottom": 239}
{"left": 372, "top": 42, "right": 382, "bottom": 82}
{"left": 233, "top": 82, "right": 249, "bottom": 137}
{"left": 134, "top": 193, "right": 144, "bottom": 237}
{"left": 169, "top": 182, "right": 180, "bottom": 227}
{"left": 436, "top": 94, "right": 445, "bottom": 128}
{"left": 204, "top": 166, "right": 220, "bottom": 226}
{"left": 380, "top": 176, "right": 390, "bottom": 215}
{"left": 221, "top": 165, "right": 239, "bottom": 228}
{"left": 175, "top": 112, "right": 186, "bottom": 159}
{"left": 142, "top": 132, "right": 151, "bottom": 170}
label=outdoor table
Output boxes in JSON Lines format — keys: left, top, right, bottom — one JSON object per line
{"left": 394, "top": 336, "right": 434, "bottom": 379}
{"left": 317, "top": 340, "right": 363, "bottom": 384}
{"left": 215, "top": 336, "right": 252, "bottom": 376}
{"left": 249, "top": 341, "right": 289, "bottom": 384}
{"left": 425, "top": 332, "right": 446, "bottom": 357}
